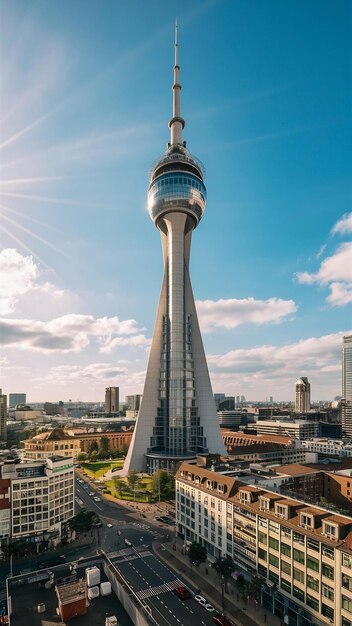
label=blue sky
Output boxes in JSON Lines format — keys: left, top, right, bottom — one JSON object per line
{"left": 1, "top": 0, "right": 351, "bottom": 402}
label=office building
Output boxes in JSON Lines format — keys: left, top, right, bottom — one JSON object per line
{"left": 123, "top": 27, "right": 225, "bottom": 474}
{"left": 0, "top": 456, "right": 74, "bottom": 544}
{"left": 342, "top": 335, "right": 352, "bottom": 437}
{"left": 23, "top": 428, "right": 133, "bottom": 460}
{"left": 0, "top": 389, "right": 7, "bottom": 441}
{"left": 9, "top": 393, "right": 26, "bottom": 408}
{"left": 217, "top": 410, "right": 244, "bottom": 428}
{"left": 295, "top": 377, "right": 311, "bottom": 413}
{"left": 105, "top": 387, "right": 119, "bottom": 413}
{"left": 176, "top": 460, "right": 352, "bottom": 626}
{"left": 250, "top": 419, "right": 319, "bottom": 440}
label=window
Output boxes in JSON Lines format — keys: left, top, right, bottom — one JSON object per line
{"left": 281, "top": 543, "right": 291, "bottom": 557}
{"left": 268, "top": 571, "right": 279, "bottom": 585}
{"left": 293, "top": 531, "right": 305, "bottom": 545}
{"left": 281, "top": 579, "right": 291, "bottom": 593}
{"left": 322, "top": 604, "right": 334, "bottom": 621}
{"left": 322, "top": 584, "right": 334, "bottom": 601}
{"left": 281, "top": 561, "right": 291, "bottom": 576}
{"left": 306, "top": 594, "right": 319, "bottom": 612}
{"left": 323, "top": 522, "right": 338, "bottom": 539}
{"left": 258, "top": 548, "right": 267, "bottom": 561}
{"left": 293, "top": 586, "right": 304, "bottom": 602}
{"left": 307, "top": 575, "right": 319, "bottom": 592}
{"left": 269, "top": 537, "right": 279, "bottom": 551}
{"left": 343, "top": 553, "right": 352, "bottom": 569}
{"left": 322, "top": 545, "right": 334, "bottom": 559}
{"left": 343, "top": 574, "right": 352, "bottom": 591}
{"left": 276, "top": 504, "right": 288, "bottom": 519}
{"left": 307, "top": 538, "right": 320, "bottom": 553}
{"left": 322, "top": 563, "right": 334, "bottom": 580}
{"left": 269, "top": 554, "right": 279, "bottom": 568}
{"left": 342, "top": 618, "right": 352, "bottom": 626}
{"left": 343, "top": 596, "right": 352, "bottom": 614}
{"left": 259, "top": 531, "right": 267, "bottom": 545}
{"left": 293, "top": 568, "right": 304, "bottom": 583}
{"left": 301, "top": 513, "right": 313, "bottom": 528}
{"left": 307, "top": 556, "right": 319, "bottom": 573}
{"left": 293, "top": 549, "right": 305, "bottom": 564}
{"left": 281, "top": 526, "right": 291, "bottom": 539}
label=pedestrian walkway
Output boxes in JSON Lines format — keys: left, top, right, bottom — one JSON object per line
{"left": 136, "top": 578, "right": 183, "bottom": 600}
{"left": 154, "top": 540, "right": 281, "bottom": 626}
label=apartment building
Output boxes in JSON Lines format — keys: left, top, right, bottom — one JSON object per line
{"left": 176, "top": 461, "right": 352, "bottom": 626}
{"left": 0, "top": 456, "right": 74, "bottom": 545}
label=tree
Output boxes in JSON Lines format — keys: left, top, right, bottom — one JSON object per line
{"left": 77, "top": 452, "right": 88, "bottom": 461}
{"left": 188, "top": 541, "right": 207, "bottom": 566}
{"left": 127, "top": 469, "right": 140, "bottom": 491}
{"left": 68, "top": 510, "right": 99, "bottom": 533}
{"left": 151, "top": 470, "right": 175, "bottom": 500}
{"left": 87, "top": 439, "right": 99, "bottom": 457}
{"left": 114, "top": 478, "right": 126, "bottom": 497}
{"left": 214, "top": 555, "right": 235, "bottom": 591}
{"left": 99, "top": 436, "right": 110, "bottom": 458}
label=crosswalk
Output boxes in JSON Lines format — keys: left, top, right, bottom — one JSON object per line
{"left": 136, "top": 578, "right": 184, "bottom": 600}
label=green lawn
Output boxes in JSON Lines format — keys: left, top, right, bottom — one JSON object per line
{"left": 105, "top": 477, "right": 156, "bottom": 502}
{"left": 81, "top": 460, "right": 124, "bottom": 478}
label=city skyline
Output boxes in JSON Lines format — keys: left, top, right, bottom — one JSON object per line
{"left": 1, "top": 1, "right": 351, "bottom": 402}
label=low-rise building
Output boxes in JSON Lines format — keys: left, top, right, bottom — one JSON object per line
{"left": 302, "top": 439, "right": 352, "bottom": 457}
{"left": 24, "top": 429, "right": 81, "bottom": 461}
{"left": 176, "top": 459, "right": 352, "bottom": 626}
{"left": 248, "top": 419, "right": 319, "bottom": 440}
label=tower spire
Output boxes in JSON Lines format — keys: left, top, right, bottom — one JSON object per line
{"left": 169, "top": 18, "right": 185, "bottom": 145}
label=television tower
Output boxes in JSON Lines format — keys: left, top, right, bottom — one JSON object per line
{"left": 123, "top": 23, "right": 226, "bottom": 473}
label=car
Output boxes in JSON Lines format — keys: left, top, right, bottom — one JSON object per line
{"left": 194, "top": 595, "right": 207, "bottom": 606}
{"left": 212, "top": 615, "right": 234, "bottom": 626}
{"left": 107, "top": 523, "right": 113, "bottom": 528}
{"left": 174, "top": 586, "right": 191, "bottom": 600}
{"left": 77, "top": 479, "right": 84, "bottom": 483}
{"left": 205, "top": 603, "right": 215, "bottom": 612}
{"left": 94, "top": 497, "right": 101, "bottom": 502}
{"left": 89, "top": 492, "right": 95, "bottom": 496}
{"left": 124, "top": 539, "right": 132, "bottom": 547}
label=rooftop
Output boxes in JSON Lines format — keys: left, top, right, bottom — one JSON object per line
{"left": 8, "top": 560, "right": 133, "bottom": 626}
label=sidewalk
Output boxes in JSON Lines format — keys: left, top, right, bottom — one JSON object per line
{"left": 154, "top": 540, "right": 281, "bottom": 626}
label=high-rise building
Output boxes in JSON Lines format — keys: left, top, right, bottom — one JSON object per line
{"left": 9, "top": 393, "right": 26, "bottom": 408}
{"left": 295, "top": 377, "right": 311, "bottom": 413}
{"left": 123, "top": 27, "right": 226, "bottom": 474}
{"left": 105, "top": 387, "right": 119, "bottom": 413}
{"left": 125, "top": 394, "right": 142, "bottom": 412}
{"left": 342, "top": 335, "right": 352, "bottom": 437}
{"left": 0, "top": 389, "right": 7, "bottom": 442}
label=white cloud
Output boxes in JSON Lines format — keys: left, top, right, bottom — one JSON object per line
{"left": 207, "top": 331, "right": 350, "bottom": 398}
{"left": 295, "top": 242, "right": 352, "bottom": 307}
{"left": 35, "top": 362, "right": 147, "bottom": 393}
{"left": 331, "top": 212, "right": 352, "bottom": 235}
{"left": 0, "top": 314, "right": 149, "bottom": 354}
{"left": 195, "top": 297, "right": 297, "bottom": 332}
{"left": 0, "top": 248, "right": 37, "bottom": 315}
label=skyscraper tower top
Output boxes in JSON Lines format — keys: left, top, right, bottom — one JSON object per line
{"left": 148, "top": 24, "right": 206, "bottom": 233}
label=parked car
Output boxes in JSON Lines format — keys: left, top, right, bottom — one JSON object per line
{"left": 124, "top": 539, "right": 132, "bottom": 547}
{"left": 107, "top": 523, "right": 113, "bottom": 528}
{"left": 94, "top": 497, "right": 101, "bottom": 502}
{"left": 173, "top": 586, "right": 191, "bottom": 600}
{"left": 89, "top": 492, "right": 95, "bottom": 496}
{"left": 205, "top": 604, "right": 215, "bottom": 612}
